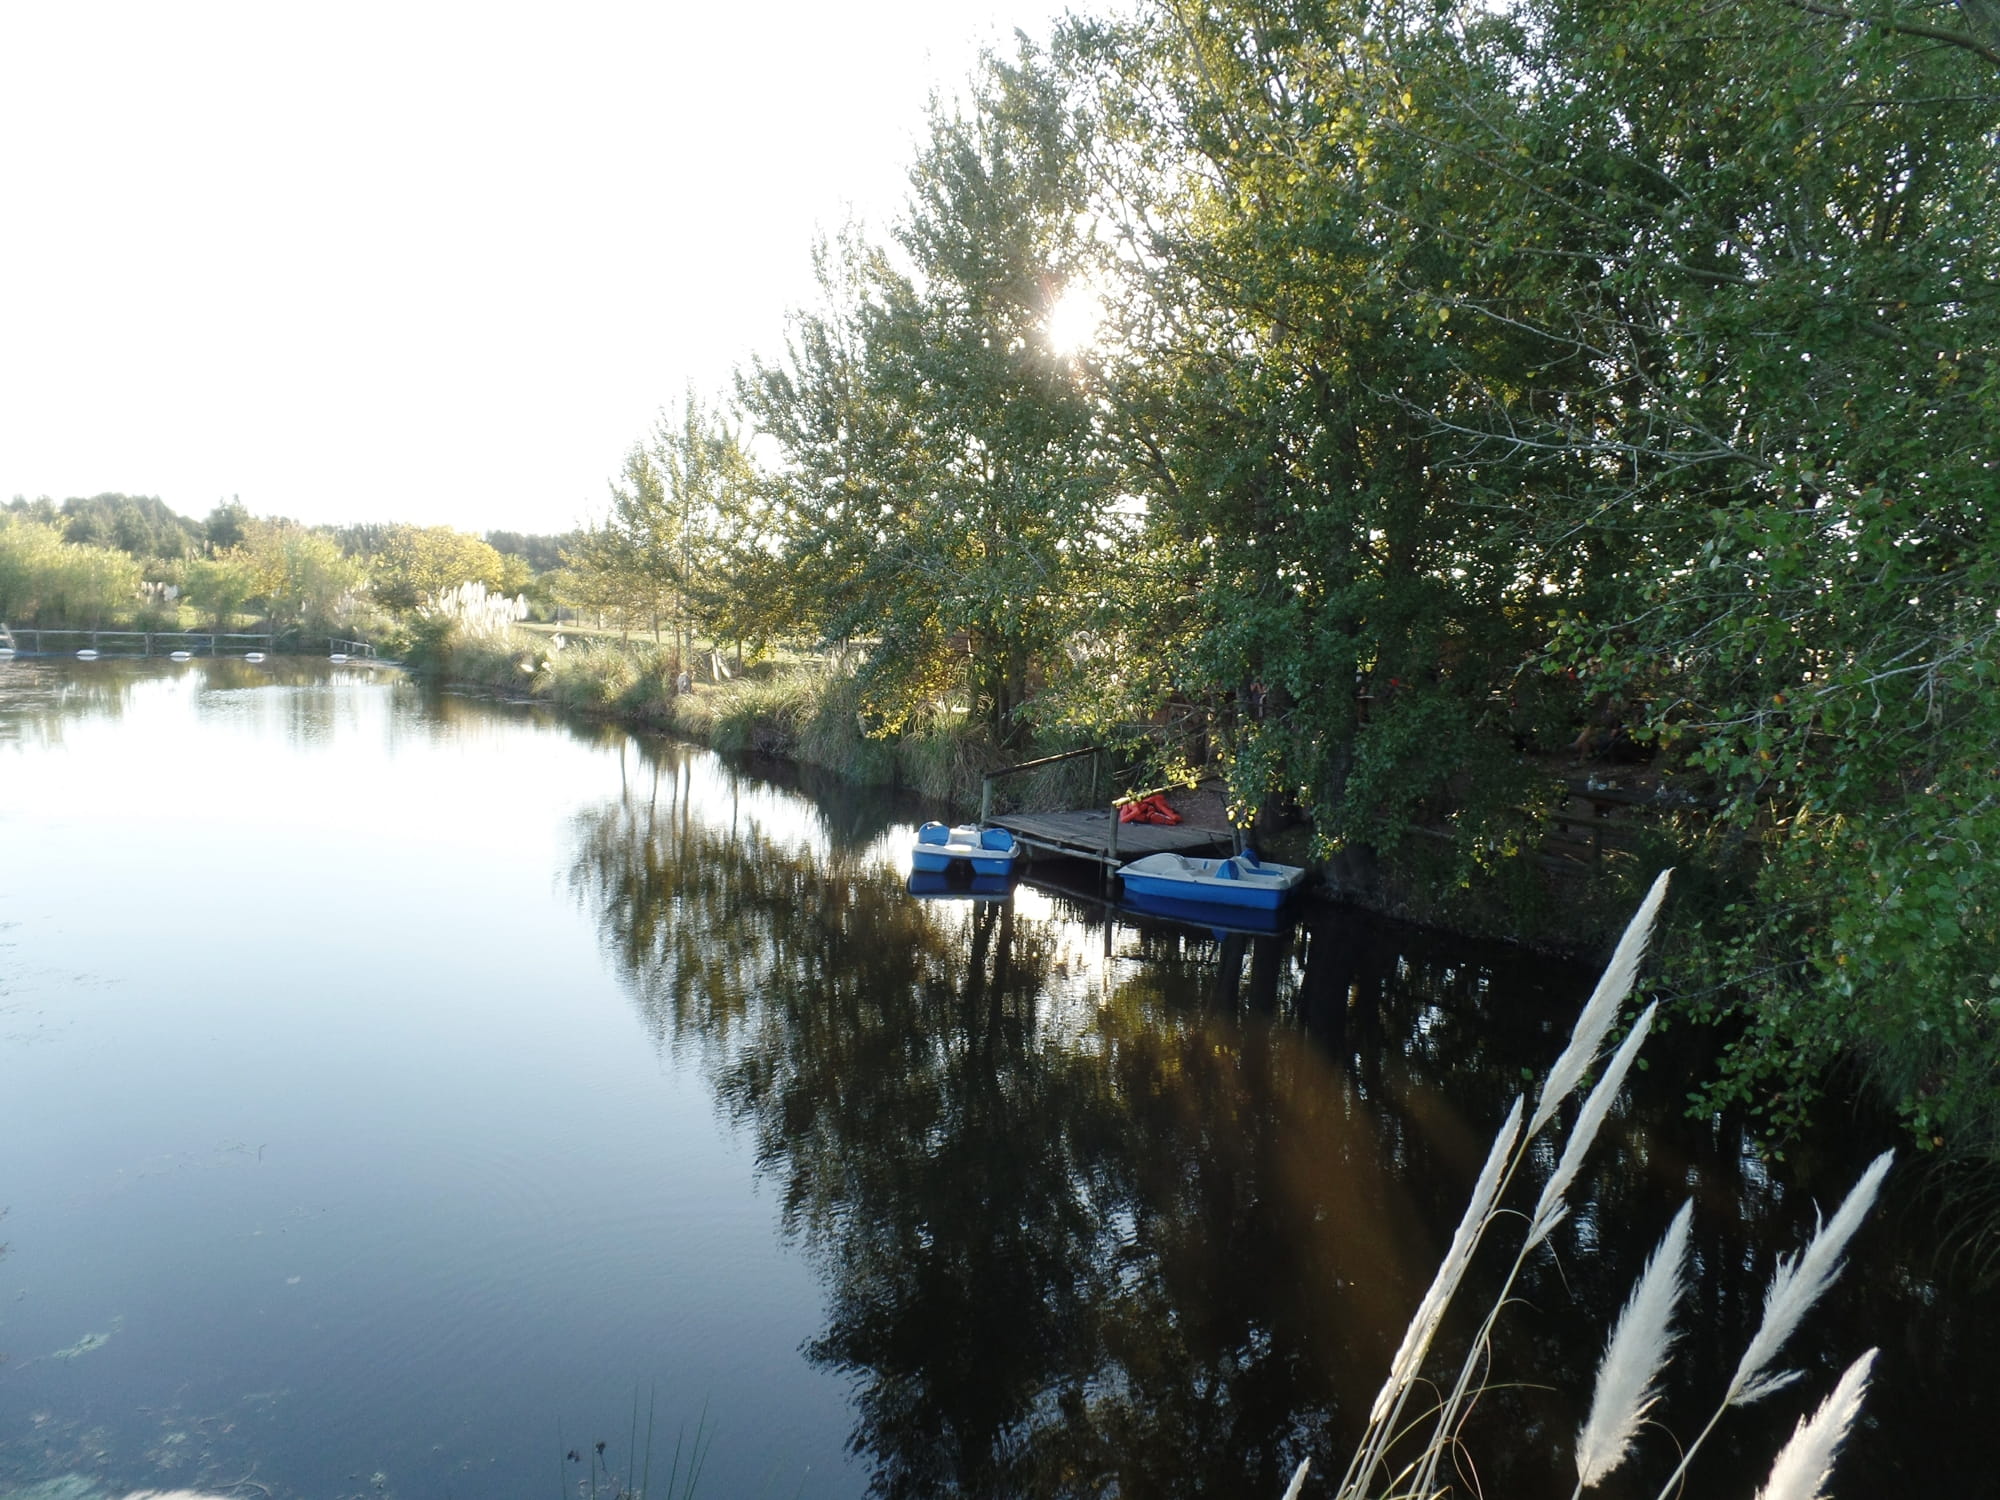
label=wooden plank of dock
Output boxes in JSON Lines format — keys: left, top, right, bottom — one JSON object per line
{"left": 988, "top": 808, "right": 1231, "bottom": 868}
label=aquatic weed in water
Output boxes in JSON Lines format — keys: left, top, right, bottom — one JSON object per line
{"left": 560, "top": 1388, "right": 710, "bottom": 1500}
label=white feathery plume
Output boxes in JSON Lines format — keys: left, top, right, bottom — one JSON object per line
{"left": 1531, "top": 870, "right": 1672, "bottom": 1134}
{"left": 1573, "top": 1199, "right": 1694, "bottom": 1489}
{"left": 1526, "top": 1002, "right": 1658, "bottom": 1250}
{"left": 1751, "top": 1349, "right": 1878, "bottom": 1500}
{"left": 1279, "top": 1457, "right": 1310, "bottom": 1500}
{"left": 1366, "top": 1095, "right": 1525, "bottom": 1426}
{"left": 1727, "top": 1151, "right": 1893, "bottom": 1406}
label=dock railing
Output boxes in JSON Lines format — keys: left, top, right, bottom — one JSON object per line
{"left": 0, "top": 629, "right": 386, "bottom": 658}
{"left": 979, "top": 745, "right": 1105, "bottom": 824}
{"left": 0, "top": 627, "right": 280, "bottom": 656}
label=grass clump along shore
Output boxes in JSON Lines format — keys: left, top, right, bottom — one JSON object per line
{"left": 419, "top": 617, "right": 1068, "bottom": 808}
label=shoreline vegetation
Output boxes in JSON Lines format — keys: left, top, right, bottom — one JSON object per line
{"left": 9, "top": 0, "right": 1999, "bottom": 1192}
{"left": 425, "top": 629, "right": 1107, "bottom": 819}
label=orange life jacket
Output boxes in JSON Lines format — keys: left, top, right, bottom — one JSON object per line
{"left": 1119, "top": 793, "right": 1182, "bottom": 825}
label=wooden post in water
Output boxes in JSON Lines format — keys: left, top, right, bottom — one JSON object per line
{"left": 980, "top": 775, "right": 994, "bottom": 825}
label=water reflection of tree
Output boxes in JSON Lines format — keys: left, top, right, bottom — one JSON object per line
{"left": 0, "top": 657, "right": 137, "bottom": 745}
{"left": 568, "top": 779, "right": 1480, "bottom": 1496}
{"left": 569, "top": 775, "right": 2000, "bottom": 1499}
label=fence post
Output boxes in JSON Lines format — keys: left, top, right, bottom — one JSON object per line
{"left": 979, "top": 775, "right": 994, "bottom": 825}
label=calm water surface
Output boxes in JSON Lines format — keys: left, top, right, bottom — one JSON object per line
{"left": 0, "top": 659, "right": 1991, "bottom": 1499}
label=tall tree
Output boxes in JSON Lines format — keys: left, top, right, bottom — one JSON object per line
{"left": 370, "top": 524, "right": 511, "bottom": 613}
{"left": 1071, "top": 0, "right": 1562, "bottom": 863}
{"left": 745, "top": 49, "right": 1115, "bottom": 746}
{"left": 564, "top": 390, "right": 756, "bottom": 660}
{"left": 238, "top": 520, "right": 365, "bottom": 633}
{"left": 1074, "top": 0, "right": 2000, "bottom": 1142}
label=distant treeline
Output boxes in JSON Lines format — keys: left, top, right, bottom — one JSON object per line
{"left": 6, "top": 492, "right": 226, "bottom": 562}
{"left": 0, "top": 493, "right": 578, "bottom": 647}
{"left": 3, "top": 494, "right": 573, "bottom": 575}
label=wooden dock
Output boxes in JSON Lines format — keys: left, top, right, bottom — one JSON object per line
{"left": 976, "top": 744, "right": 1234, "bottom": 870}
{"left": 988, "top": 807, "right": 1231, "bottom": 869}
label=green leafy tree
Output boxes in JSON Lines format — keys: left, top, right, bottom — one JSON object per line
{"left": 204, "top": 500, "right": 250, "bottom": 553}
{"left": 0, "top": 517, "right": 143, "bottom": 625}
{"left": 239, "top": 520, "right": 365, "bottom": 633}
{"left": 1485, "top": 0, "right": 2000, "bottom": 1141}
{"left": 1070, "top": 0, "right": 1562, "bottom": 860}
{"left": 370, "top": 524, "right": 510, "bottom": 613}
{"left": 483, "top": 530, "right": 574, "bottom": 574}
{"left": 1072, "top": 0, "right": 2000, "bottom": 1147}
{"left": 744, "top": 50, "right": 1115, "bottom": 745}
{"left": 566, "top": 391, "right": 765, "bottom": 663}
{"left": 57, "top": 493, "right": 204, "bottom": 562}
{"left": 181, "top": 549, "right": 265, "bottom": 631}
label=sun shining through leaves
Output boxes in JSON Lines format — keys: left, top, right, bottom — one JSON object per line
{"left": 1045, "top": 282, "right": 1103, "bottom": 356}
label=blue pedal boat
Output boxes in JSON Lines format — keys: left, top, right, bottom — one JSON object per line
{"left": 911, "top": 822, "right": 1022, "bottom": 878}
{"left": 1115, "top": 848, "right": 1305, "bottom": 911}
{"left": 1119, "top": 887, "right": 1297, "bottom": 935}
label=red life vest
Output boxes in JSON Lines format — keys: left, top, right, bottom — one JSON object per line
{"left": 1119, "top": 793, "right": 1182, "bottom": 825}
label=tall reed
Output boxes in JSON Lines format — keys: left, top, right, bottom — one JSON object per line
{"left": 1294, "top": 870, "right": 1891, "bottom": 1500}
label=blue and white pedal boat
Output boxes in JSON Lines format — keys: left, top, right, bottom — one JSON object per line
{"left": 911, "top": 822, "right": 1021, "bottom": 878}
{"left": 1115, "top": 848, "right": 1305, "bottom": 911}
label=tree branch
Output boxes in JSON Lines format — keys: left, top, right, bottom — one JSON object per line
{"left": 1776, "top": 0, "right": 2000, "bottom": 68}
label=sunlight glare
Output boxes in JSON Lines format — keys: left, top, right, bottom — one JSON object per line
{"left": 1046, "top": 283, "right": 1103, "bottom": 356}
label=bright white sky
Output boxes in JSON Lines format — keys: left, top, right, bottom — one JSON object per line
{"left": 0, "top": 0, "right": 1088, "bottom": 538}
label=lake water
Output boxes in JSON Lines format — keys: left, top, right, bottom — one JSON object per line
{"left": 0, "top": 658, "right": 1991, "bottom": 1500}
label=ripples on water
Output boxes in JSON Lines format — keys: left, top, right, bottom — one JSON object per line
{"left": 0, "top": 658, "right": 1991, "bottom": 1499}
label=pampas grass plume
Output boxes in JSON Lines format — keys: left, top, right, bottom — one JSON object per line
{"left": 1573, "top": 1198, "right": 1693, "bottom": 1490}
{"left": 1531, "top": 870, "right": 1671, "bottom": 1134}
{"left": 1728, "top": 1151, "right": 1893, "bottom": 1406}
{"left": 1752, "top": 1349, "right": 1878, "bottom": 1500}
{"left": 1280, "top": 1458, "right": 1310, "bottom": 1500}
{"left": 1365, "top": 1095, "right": 1524, "bottom": 1426}
{"left": 1318, "top": 877, "right": 1890, "bottom": 1500}
{"left": 1527, "top": 1002, "right": 1657, "bottom": 1250}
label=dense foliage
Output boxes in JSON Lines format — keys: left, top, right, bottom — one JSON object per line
{"left": 742, "top": 59, "right": 1117, "bottom": 746}
{"left": 649, "top": 0, "right": 1997, "bottom": 1157}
